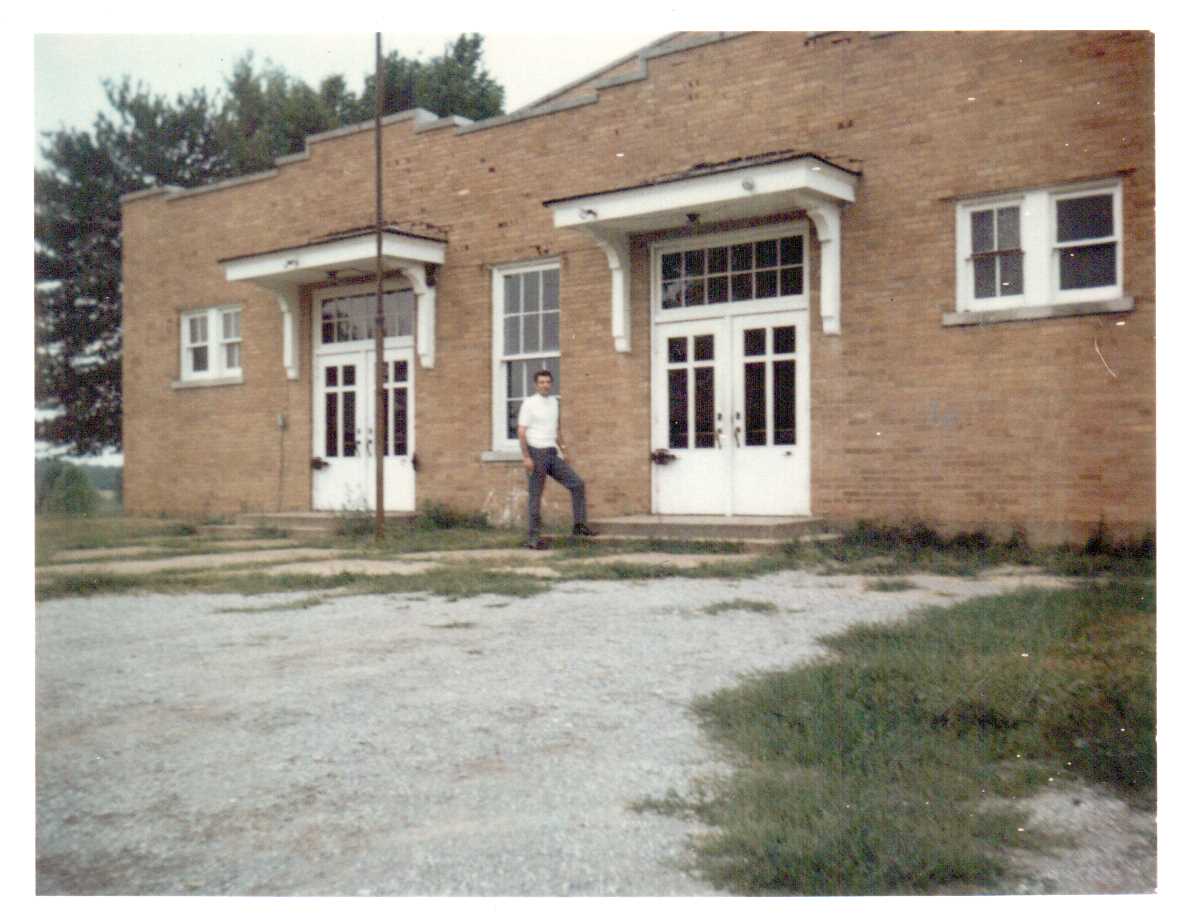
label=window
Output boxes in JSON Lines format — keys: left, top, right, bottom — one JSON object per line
{"left": 492, "top": 261, "right": 560, "bottom": 450}
{"left": 955, "top": 180, "right": 1122, "bottom": 313}
{"left": 180, "top": 306, "right": 242, "bottom": 382}
{"left": 319, "top": 289, "right": 415, "bottom": 345}
{"left": 660, "top": 233, "right": 805, "bottom": 309}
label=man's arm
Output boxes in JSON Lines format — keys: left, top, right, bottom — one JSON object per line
{"left": 518, "top": 423, "right": 534, "bottom": 472}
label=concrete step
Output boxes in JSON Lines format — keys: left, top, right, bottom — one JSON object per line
{"left": 590, "top": 515, "right": 830, "bottom": 541}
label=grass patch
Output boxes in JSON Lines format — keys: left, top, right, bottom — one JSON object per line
{"left": 701, "top": 598, "right": 780, "bottom": 615}
{"left": 864, "top": 578, "right": 918, "bottom": 592}
{"left": 669, "top": 579, "right": 1154, "bottom": 895}
{"left": 777, "top": 521, "right": 1155, "bottom": 580}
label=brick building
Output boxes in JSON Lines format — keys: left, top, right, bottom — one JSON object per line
{"left": 120, "top": 31, "right": 1155, "bottom": 543}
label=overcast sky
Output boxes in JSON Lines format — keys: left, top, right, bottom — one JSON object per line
{"left": 33, "top": 30, "right": 673, "bottom": 161}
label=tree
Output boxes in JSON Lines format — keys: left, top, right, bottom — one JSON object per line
{"left": 35, "top": 36, "right": 505, "bottom": 456}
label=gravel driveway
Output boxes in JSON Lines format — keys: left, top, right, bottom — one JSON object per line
{"left": 35, "top": 570, "right": 1082, "bottom": 896}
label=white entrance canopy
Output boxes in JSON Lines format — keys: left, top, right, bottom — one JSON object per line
{"left": 544, "top": 152, "right": 859, "bottom": 349}
{"left": 220, "top": 227, "right": 447, "bottom": 376}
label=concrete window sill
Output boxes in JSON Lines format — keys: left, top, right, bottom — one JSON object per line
{"left": 171, "top": 376, "right": 245, "bottom": 390}
{"left": 481, "top": 451, "right": 523, "bottom": 463}
{"left": 942, "top": 296, "right": 1134, "bottom": 327}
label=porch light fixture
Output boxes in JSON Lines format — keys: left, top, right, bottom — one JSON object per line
{"left": 741, "top": 178, "right": 755, "bottom": 191}
{"left": 578, "top": 208, "right": 598, "bottom": 220}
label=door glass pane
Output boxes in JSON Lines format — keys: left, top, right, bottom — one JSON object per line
{"left": 773, "top": 359, "right": 796, "bottom": 445}
{"left": 684, "top": 279, "right": 705, "bottom": 307}
{"left": 694, "top": 366, "right": 715, "bottom": 448}
{"left": 325, "top": 392, "right": 338, "bottom": 457}
{"left": 731, "top": 273, "right": 752, "bottom": 301}
{"left": 342, "top": 391, "right": 357, "bottom": 457}
{"left": 744, "top": 362, "right": 767, "bottom": 446}
{"left": 707, "top": 275, "right": 729, "bottom": 303}
{"left": 708, "top": 246, "right": 729, "bottom": 273}
{"left": 1059, "top": 243, "right": 1117, "bottom": 290}
{"left": 661, "top": 281, "right": 683, "bottom": 309}
{"left": 326, "top": 366, "right": 338, "bottom": 387}
{"left": 343, "top": 365, "right": 356, "bottom": 387}
{"left": 394, "top": 389, "right": 408, "bottom": 456}
{"left": 755, "top": 270, "right": 778, "bottom": 298}
{"left": 744, "top": 328, "right": 766, "bottom": 357}
{"left": 668, "top": 337, "right": 687, "bottom": 364}
{"left": 694, "top": 335, "right": 714, "bottom": 361}
{"left": 773, "top": 326, "right": 795, "bottom": 354}
{"left": 661, "top": 252, "right": 682, "bottom": 281}
{"left": 731, "top": 243, "right": 753, "bottom": 271}
{"left": 1057, "top": 194, "right": 1113, "bottom": 243}
{"left": 684, "top": 249, "right": 705, "bottom": 276}
{"left": 668, "top": 368, "right": 688, "bottom": 449}
{"left": 381, "top": 389, "right": 389, "bottom": 456}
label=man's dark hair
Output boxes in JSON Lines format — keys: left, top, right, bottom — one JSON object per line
{"left": 533, "top": 369, "right": 553, "bottom": 382}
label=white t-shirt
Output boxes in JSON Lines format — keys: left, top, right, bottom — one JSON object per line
{"left": 517, "top": 393, "right": 560, "bottom": 448}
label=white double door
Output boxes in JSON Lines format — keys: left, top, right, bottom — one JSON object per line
{"left": 652, "top": 310, "right": 809, "bottom": 516}
{"left": 312, "top": 346, "right": 415, "bottom": 511}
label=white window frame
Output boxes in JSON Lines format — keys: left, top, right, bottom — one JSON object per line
{"left": 650, "top": 222, "right": 811, "bottom": 324}
{"left": 955, "top": 179, "right": 1123, "bottom": 313}
{"left": 180, "top": 305, "right": 242, "bottom": 382}
{"left": 490, "top": 258, "right": 561, "bottom": 453}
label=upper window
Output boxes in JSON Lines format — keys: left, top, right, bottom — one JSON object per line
{"left": 956, "top": 180, "right": 1122, "bottom": 313}
{"left": 180, "top": 305, "right": 242, "bottom": 382}
{"left": 319, "top": 289, "right": 415, "bottom": 346}
{"left": 660, "top": 234, "right": 805, "bottom": 310}
{"left": 492, "top": 261, "right": 560, "bottom": 451}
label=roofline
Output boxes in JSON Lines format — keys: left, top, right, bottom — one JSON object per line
{"left": 121, "top": 33, "right": 755, "bottom": 206}
{"left": 217, "top": 225, "right": 447, "bottom": 266}
{"left": 542, "top": 152, "right": 863, "bottom": 207}
{"left": 509, "top": 32, "right": 683, "bottom": 114}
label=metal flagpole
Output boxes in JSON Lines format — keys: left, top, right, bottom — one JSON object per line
{"left": 373, "top": 31, "right": 386, "bottom": 540}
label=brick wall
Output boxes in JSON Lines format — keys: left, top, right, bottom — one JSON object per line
{"left": 122, "top": 31, "right": 1155, "bottom": 543}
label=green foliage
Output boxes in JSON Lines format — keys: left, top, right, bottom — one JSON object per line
{"left": 36, "top": 35, "right": 505, "bottom": 455}
{"left": 681, "top": 580, "right": 1155, "bottom": 894}
{"left": 415, "top": 501, "right": 491, "bottom": 531}
{"left": 39, "top": 463, "right": 99, "bottom": 516}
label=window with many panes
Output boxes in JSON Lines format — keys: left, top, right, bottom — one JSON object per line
{"left": 492, "top": 261, "right": 560, "bottom": 450}
{"left": 319, "top": 289, "right": 415, "bottom": 345}
{"left": 956, "top": 180, "right": 1122, "bottom": 312}
{"left": 180, "top": 305, "right": 242, "bottom": 382}
{"left": 660, "top": 234, "right": 805, "bottom": 309}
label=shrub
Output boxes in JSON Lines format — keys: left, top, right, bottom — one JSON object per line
{"left": 415, "top": 501, "right": 490, "bottom": 531}
{"left": 39, "top": 464, "right": 99, "bottom": 516}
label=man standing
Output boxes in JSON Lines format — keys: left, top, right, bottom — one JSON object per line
{"left": 517, "top": 369, "right": 596, "bottom": 549}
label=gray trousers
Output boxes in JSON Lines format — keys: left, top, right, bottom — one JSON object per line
{"left": 526, "top": 446, "right": 586, "bottom": 540}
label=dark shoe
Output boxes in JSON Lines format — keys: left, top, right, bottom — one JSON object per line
{"left": 525, "top": 539, "right": 549, "bottom": 550}
{"left": 571, "top": 524, "right": 598, "bottom": 537}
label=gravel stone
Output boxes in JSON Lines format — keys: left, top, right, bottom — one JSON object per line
{"left": 36, "top": 570, "right": 1152, "bottom": 895}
